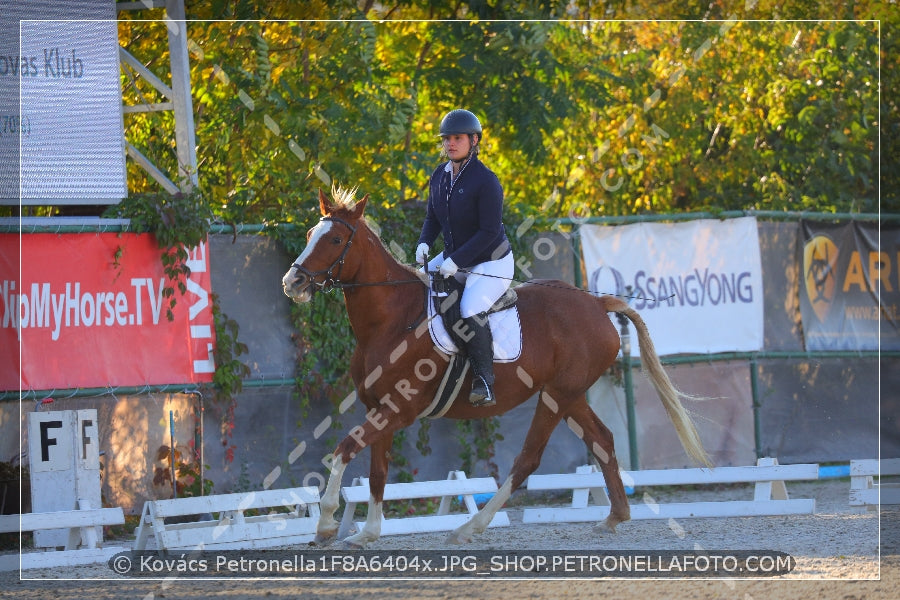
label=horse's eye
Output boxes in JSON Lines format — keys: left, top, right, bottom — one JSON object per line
{"left": 331, "top": 237, "right": 343, "bottom": 244}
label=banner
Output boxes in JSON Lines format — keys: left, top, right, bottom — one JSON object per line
{"left": 0, "top": 233, "right": 215, "bottom": 390}
{"left": 580, "top": 217, "right": 764, "bottom": 356}
{"left": 798, "top": 220, "right": 899, "bottom": 350}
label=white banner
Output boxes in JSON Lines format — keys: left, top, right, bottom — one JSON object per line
{"left": 580, "top": 217, "right": 764, "bottom": 356}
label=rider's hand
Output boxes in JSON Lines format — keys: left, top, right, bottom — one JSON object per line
{"left": 439, "top": 257, "right": 458, "bottom": 278}
{"left": 415, "top": 243, "right": 429, "bottom": 265}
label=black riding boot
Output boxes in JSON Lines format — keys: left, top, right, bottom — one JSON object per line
{"left": 463, "top": 313, "right": 496, "bottom": 407}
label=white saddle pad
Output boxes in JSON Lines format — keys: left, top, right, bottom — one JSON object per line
{"left": 427, "top": 292, "right": 522, "bottom": 362}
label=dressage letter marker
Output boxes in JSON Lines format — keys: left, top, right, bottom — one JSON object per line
{"left": 25, "top": 409, "right": 105, "bottom": 552}
{"left": 39, "top": 419, "right": 64, "bottom": 464}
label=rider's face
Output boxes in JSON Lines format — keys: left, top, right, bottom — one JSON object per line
{"left": 442, "top": 133, "right": 475, "bottom": 161}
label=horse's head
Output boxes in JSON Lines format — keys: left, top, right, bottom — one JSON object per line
{"left": 282, "top": 187, "right": 369, "bottom": 303}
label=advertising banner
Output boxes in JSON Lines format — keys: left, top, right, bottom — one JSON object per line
{"left": 0, "top": 233, "right": 215, "bottom": 390}
{"left": 798, "top": 220, "right": 899, "bottom": 350}
{"left": 580, "top": 217, "right": 764, "bottom": 356}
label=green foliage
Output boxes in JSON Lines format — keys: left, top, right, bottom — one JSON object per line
{"left": 455, "top": 418, "right": 503, "bottom": 479}
{"left": 391, "top": 429, "right": 413, "bottom": 483}
{"left": 208, "top": 293, "right": 250, "bottom": 464}
{"left": 120, "top": 9, "right": 887, "bottom": 222}
{"left": 175, "top": 456, "right": 215, "bottom": 498}
{"left": 416, "top": 419, "right": 433, "bottom": 457}
{"left": 287, "top": 291, "right": 355, "bottom": 417}
{"left": 211, "top": 292, "right": 251, "bottom": 401}
{"left": 104, "top": 190, "right": 213, "bottom": 320}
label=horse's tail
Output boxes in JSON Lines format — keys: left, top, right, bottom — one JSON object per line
{"left": 601, "top": 296, "right": 713, "bottom": 468}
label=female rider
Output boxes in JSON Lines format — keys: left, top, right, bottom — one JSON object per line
{"left": 415, "top": 109, "right": 514, "bottom": 407}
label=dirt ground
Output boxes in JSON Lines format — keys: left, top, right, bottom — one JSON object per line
{"left": 2, "top": 478, "right": 897, "bottom": 599}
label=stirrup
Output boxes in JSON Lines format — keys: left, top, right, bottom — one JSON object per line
{"left": 469, "top": 376, "right": 496, "bottom": 407}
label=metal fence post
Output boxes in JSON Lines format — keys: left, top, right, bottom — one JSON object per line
{"left": 750, "top": 356, "right": 762, "bottom": 459}
{"left": 616, "top": 286, "right": 639, "bottom": 471}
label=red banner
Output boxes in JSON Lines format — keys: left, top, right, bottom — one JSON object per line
{"left": 0, "top": 233, "right": 215, "bottom": 391}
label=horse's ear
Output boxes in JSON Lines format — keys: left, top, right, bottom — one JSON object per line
{"left": 318, "top": 189, "right": 334, "bottom": 216}
{"left": 349, "top": 194, "right": 369, "bottom": 220}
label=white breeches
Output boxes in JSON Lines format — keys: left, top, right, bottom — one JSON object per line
{"left": 427, "top": 252, "right": 514, "bottom": 318}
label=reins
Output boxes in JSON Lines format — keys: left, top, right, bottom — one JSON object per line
{"left": 331, "top": 278, "right": 425, "bottom": 290}
{"left": 290, "top": 216, "right": 666, "bottom": 301}
{"left": 301, "top": 261, "right": 664, "bottom": 302}
{"left": 452, "top": 268, "right": 674, "bottom": 303}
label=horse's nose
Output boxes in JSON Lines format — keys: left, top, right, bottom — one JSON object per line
{"left": 283, "top": 269, "right": 308, "bottom": 295}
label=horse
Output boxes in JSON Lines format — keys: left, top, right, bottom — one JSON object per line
{"left": 282, "top": 187, "right": 711, "bottom": 548}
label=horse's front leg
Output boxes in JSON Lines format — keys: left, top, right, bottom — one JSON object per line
{"left": 342, "top": 435, "right": 392, "bottom": 549}
{"left": 314, "top": 452, "right": 349, "bottom": 546}
{"left": 315, "top": 403, "right": 413, "bottom": 548}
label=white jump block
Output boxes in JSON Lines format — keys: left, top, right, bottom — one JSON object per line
{"left": 338, "top": 470, "right": 509, "bottom": 538}
{"left": 849, "top": 458, "right": 900, "bottom": 508}
{"left": 523, "top": 457, "right": 818, "bottom": 524}
{"left": 133, "top": 486, "right": 320, "bottom": 552}
{"left": 0, "top": 499, "right": 127, "bottom": 571}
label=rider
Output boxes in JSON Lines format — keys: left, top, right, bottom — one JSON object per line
{"left": 415, "top": 109, "right": 514, "bottom": 408}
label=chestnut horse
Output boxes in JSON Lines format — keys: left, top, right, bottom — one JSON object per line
{"left": 282, "top": 187, "right": 711, "bottom": 548}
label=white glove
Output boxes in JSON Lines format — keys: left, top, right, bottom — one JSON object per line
{"left": 415, "top": 243, "right": 429, "bottom": 265}
{"left": 439, "top": 257, "right": 459, "bottom": 278}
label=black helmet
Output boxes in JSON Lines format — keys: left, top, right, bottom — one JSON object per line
{"left": 438, "top": 109, "right": 482, "bottom": 137}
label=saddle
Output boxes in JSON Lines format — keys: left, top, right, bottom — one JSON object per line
{"left": 418, "top": 274, "right": 522, "bottom": 419}
{"left": 428, "top": 273, "right": 521, "bottom": 359}
{"left": 432, "top": 276, "right": 516, "bottom": 342}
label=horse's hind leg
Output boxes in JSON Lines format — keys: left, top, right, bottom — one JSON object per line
{"left": 448, "top": 389, "right": 564, "bottom": 545}
{"left": 564, "top": 397, "right": 631, "bottom": 532}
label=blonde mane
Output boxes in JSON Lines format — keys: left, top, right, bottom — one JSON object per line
{"left": 331, "top": 184, "right": 359, "bottom": 210}
{"left": 328, "top": 183, "right": 427, "bottom": 284}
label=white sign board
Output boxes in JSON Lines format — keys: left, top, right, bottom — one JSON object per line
{"left": 580, "top": 217, "right": 764, "bottom": 356}
{"left": 27, "top": 409, "right": 101, "bottom": 548}
{"left": 0, "top": 0, "right": 125, "bottom": 204}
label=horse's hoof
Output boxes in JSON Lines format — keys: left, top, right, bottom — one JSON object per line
{"left": 446, "top": 530, "right": 472, "bottom": 545}
{"left": 593, "top": 521, "right": 615, "bottom": 534}
{"left": 595, "top": 513, "right": 628, "bottom": 534}
{"left": 313, "top": 531, "right": 338, "bottom": 547}
{"left": 335, "top": 538, "right": 366, "bottom": 551}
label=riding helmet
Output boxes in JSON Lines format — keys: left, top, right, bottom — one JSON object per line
{"left": 438, "top": 109, "right": 482, "bottom": 137}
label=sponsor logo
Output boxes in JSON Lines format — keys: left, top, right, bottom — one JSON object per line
{"left": 802, "top": 235, "right": 838, "bottom": 322}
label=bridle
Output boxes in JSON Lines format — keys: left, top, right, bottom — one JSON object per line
{"left": 290, "top": 216, "right": 426, "bottom": 296}
{"left": 290, "top": 216, "right": 357, "bottom": 295}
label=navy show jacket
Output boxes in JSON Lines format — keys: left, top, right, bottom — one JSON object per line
{"left": 417, "top": 156, "right": 511, "bottom": 268}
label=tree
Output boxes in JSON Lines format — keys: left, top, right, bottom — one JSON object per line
{"left": 114, "top": 1, "right": 886, "bottom": 227}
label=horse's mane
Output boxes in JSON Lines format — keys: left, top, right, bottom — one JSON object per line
{"left": 330, "top": 185, "right": 360, "bottom": 211}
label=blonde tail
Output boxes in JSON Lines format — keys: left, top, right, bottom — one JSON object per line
{"left": 604, "top": 296, "right": 713, "bottom": 468}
